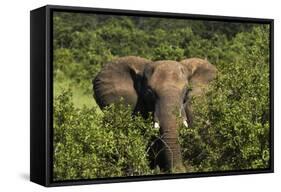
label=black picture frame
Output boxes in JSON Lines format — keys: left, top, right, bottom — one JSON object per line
{"left": 30, "top": 4, "right": 274, "bottom": 187}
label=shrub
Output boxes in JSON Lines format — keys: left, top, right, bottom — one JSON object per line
{"left": 152, "top": 43, "right": 185, "bottom": 61}
{"left": 53, "top": 90, "right": 158, "bottom": 181}
{"left": 179, "top": 26, "right": 270, "bottom": 172}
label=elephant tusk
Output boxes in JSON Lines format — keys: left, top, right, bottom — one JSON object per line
{"left": 154, "top": 122, "right": 160, "bottom": 129}
{"left": 183, "top": 120, "right": 188, "bottom": 128}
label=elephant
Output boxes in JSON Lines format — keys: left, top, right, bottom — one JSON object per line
{"left": 93, "top": 56, "right": 217, "bottom": 173}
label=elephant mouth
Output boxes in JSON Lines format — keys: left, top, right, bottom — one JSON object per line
{"left": 153, "top": 120, "right": 188, "bottom": 129}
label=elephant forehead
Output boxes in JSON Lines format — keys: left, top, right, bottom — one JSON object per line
{"left": 150, "top": 69, "right": 186, "bottom": 88}
{"left": 156, "top": 83, "right": 186, "bottom": 94}
{"left": 154, "top": 60, "right": 183, "bottom": 70}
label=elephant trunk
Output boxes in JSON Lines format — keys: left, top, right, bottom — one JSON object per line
{"left": 156, "top": 96, "right": 186, "bottom": 172}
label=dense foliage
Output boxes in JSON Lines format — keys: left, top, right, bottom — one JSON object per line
{"left": 179, "top": 26, "right": 270, "bottom": 171}
{"left": 54, "top": 91, "right": 158, "bottom": 180}
{"left": 53, "top": 12, "right": 270, "bottom": 180}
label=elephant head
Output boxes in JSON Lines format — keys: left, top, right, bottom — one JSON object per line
{"left": 93, "top": 56, "right": 217, "bottom": 173}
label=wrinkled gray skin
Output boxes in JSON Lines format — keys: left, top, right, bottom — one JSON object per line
{"left": 93, "top": 56, "right": 217, "bottom": 172}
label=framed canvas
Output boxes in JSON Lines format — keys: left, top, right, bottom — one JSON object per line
{"left": 30, "top": 5, "right": 274, "bottom": 187}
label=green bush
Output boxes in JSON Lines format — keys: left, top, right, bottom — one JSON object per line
{"left": 153, "top": 43, "right": 185, "bottom": 61}
{"left": 53, "top": 90, "right": 158, "bottom": 181}
{"left": 179, "top": 26, "right": 270, "bottom": 172}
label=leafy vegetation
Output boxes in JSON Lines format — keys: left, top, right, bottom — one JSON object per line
{"left": 53, "top": 12, "right": 270, "bottom": 180}
{"left": 179, "top": 26, "right": 270, "bottom": 171}
{"left": 54, "top": 91, "right": 158, "bottom": 180}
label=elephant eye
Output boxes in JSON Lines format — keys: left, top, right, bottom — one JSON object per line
{"left": 147, "top": 88, "right": 153, "bottom": 94}
{"left": 146, "top": 88, "right": 156, "bottom": 99}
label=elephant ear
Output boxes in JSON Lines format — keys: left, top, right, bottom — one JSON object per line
{"left": 93, "top": 56, "right": 150, "bottom": 109}
{"left": 181, "top": 58, "right": 217, "bottom": 97}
